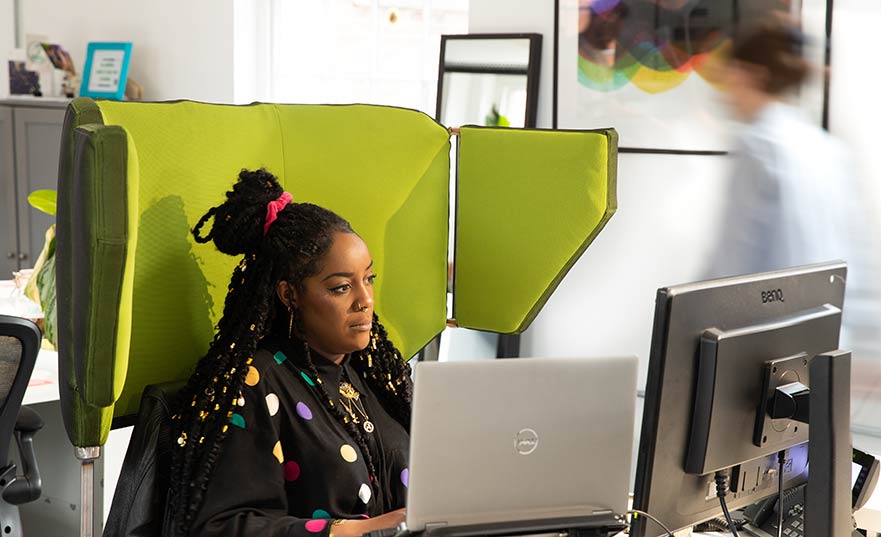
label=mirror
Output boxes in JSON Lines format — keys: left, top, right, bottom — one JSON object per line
{"left": 436, "top": 33, "right": 542, "bottom": 128}
{"left": 431, "top": 34, "right": 542, "bottom": 362}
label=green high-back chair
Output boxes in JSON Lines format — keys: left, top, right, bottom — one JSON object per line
{"left": 55, "top": 98, "right": 617, "bottom": 537}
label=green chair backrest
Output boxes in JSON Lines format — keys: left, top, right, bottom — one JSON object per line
{"left": 55, "top": 98, "right": 617, "bottom": 449}
{"left": 56, "top": 99, "right": 450, "bottom": 446}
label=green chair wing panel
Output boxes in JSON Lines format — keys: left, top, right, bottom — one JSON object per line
{"left": 56, "top": 100, "right": 119, "bottom": 448}
{"left": 453, "top": 126, "right": 618, "bottom": 334}
{"left": 57, "top": 121, "right": 140, "bottom": 447}
{"left": 275, "top": 105, "right": 451, "bottom": 357}
{"left": 69, "top": 123, "right": 137, "bottom": 411}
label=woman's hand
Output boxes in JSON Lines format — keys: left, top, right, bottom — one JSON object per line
{"left": 332, "top": 509, "right": 406, "bottom": 537}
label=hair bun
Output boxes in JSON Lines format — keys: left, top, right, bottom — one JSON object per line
{"left": 193, "top": 168, "right": 285, "bottom": 255}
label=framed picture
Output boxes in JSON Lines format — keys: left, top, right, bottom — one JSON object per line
{"left": 553, "top": 0, "right": 829, "bottom": 153}
{"left": 80, "top": 42, "right": 132, "bottom": 100}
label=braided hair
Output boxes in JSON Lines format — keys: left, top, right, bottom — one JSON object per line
{"left": 167, "top": 168, "right": 412, "bottom": 537}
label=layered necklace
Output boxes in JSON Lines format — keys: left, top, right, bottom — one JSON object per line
{"left": 339, "top": 373, "right": 374, "bottom": 433}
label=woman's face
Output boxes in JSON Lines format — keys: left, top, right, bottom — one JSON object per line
{"left": 281, "top": 231, "right": 376, "bottom": 363}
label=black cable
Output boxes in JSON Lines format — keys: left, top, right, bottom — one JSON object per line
{"left": 625, "top": 509, "right": 675, "bottom": 537}
{"left": 714, "top": 470, "right": 741, "bottom": 537}
{"left": 777, "top": 450, "right": 786, "bottom": 537}
{"left": 694, "top": 516, "right": 746, "bottom": 532}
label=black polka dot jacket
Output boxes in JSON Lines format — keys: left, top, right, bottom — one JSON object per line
{"left": 192, "top": 337, "right": 410, "bottom": 536}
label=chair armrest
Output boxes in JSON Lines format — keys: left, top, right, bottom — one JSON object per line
{"left": 15, "top": 406, "right": 43, "bottom": 434}
{"left": 2, "top": 407, "right": 44, "bottom": 504}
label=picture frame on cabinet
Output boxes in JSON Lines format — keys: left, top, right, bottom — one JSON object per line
{"left": 80, "top": 42, "right": 132, "bottom": 100}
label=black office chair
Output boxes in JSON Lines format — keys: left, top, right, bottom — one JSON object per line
{"left": 0, "top": 315, "right": 44, "bottom": 537}
{"left": 103, "top": 382, "right": 181, "bottom": 537}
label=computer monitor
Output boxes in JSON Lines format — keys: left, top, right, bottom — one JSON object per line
{"left": 632, "top": 261, "right": 848, "bottom": 537}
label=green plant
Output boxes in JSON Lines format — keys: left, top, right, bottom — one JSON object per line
{"left": 27, "top": 189, "right": 57, "bottom": 215}
{"left": 484, "top": 104, "right": 511, "bottom": 128}
{"left": 25, "top": 189, "right": 57, "bottom": 347}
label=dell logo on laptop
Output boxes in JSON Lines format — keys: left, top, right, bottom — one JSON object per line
{"left": 515, "top": 428, "right": 539, "bottom": 455}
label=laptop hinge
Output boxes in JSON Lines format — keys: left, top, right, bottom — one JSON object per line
{"left": 425, "top": 522, "right": 448, "bottom": 532}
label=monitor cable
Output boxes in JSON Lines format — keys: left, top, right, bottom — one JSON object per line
{"left": 776, "top": 450, "right": 786, "bottom": 537}
{"left": 625, "top": 509, "right": 675, "bottom": 537}
{"left": 714, "top": 470, "right": 740, "bottom": 536}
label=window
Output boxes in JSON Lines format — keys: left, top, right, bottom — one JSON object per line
{"left": 269, "top": 0, "right": 468, "bottom": 116}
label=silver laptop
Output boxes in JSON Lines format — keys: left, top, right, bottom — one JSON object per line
{"left": 406, "top": 356, "right": 638, "bottom": 536}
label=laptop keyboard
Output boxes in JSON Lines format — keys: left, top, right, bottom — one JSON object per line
{"left": 363, "top": 529, "right": 407, "bottom": 537}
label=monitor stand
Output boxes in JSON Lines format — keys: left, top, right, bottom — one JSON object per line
{"left": 805, "top": 350, "right": 852, "bottom": 537}
{"left": 743, "top": 350, "right": 855, "bottom": 537}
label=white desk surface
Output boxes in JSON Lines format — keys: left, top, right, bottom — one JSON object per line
{"left": 25, "top": 347, "right": 60, "bottom": 406}
{"left": 1, "top": 280, "right": 60, "bottom": 405}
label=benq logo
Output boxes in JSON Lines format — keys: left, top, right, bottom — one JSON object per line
{"left": 761, "top": 289, "right": 785, "bottom": 304}
{"left": 515, "top": 428, "right": 539, "bottom": 455}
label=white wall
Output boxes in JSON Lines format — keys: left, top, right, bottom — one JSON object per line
{"left": 0, "top": 0, "right": 14, "bottom": 48}
{"left": 9, "top": 0, "right": 235, "bottom": 102}
{"left": 829, "top": 0, "right": 881, "bottom": 212}
{"left": 520, "top": 154, "right": 728, "bottom": 383}
{"left": 470, "top": 0, "right": 881, "bottom": 474}
{"left": 468, "top": 0, "right": 554, "bottom": 128}
{"left": 470, "top": 0, "right": 730, "bottom": 387}
{"left": 0, "top": 0, "right": 17, "bottom": 96}
{"left": 470, "top": 0, "right": 881, "bottom": 390}
{"left": 232, "top": 0, "right": 271, "bottom": 104}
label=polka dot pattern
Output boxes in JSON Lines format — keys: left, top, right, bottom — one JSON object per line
{"left": 273, "top": 441, "right": 284, "bottom": 464}
{"left": 340, "top": 444, "right": 358, "bottom": 463}
{"left": 266, "top": 393, "right": 279, "bottom": 416}
{"left": 296, "top": 402, "right": 313, "bottom": 420}
{"left": 312, "top": 509, "right": 330, "bottom": 519}
{"left": 230, "top": 413, "right": 246, "bottom": 428}
{"left": 300, "top": 371, "right": 315, "bottom": 386}
{"left": 359, "top": 483, "right": 372, "bottom": 504}
{"left": 284, "top": 461, "right": 301, "bottom": 481}
{"left": 305, "top": 519, "right": 327, "bottom": 533}
{"left": 401, "top": 468, "right": 409, "bottom": 488}
{"left": 273, "top": 351, "right": 288, "bottom": 365}
{"left": 245, "top": 366, "right": 260, "bottom": 386}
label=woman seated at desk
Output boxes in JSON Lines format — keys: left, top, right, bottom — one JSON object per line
{"left": 168, "top": 169, "right": 412, "bottom": 537}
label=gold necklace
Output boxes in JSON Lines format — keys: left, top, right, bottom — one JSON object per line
{"left": 339, "top": 381, "right": 374, "bottom": 433}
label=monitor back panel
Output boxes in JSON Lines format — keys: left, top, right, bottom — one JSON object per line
{"left": 633, "top": 262, "right": 846, "bottom": 536}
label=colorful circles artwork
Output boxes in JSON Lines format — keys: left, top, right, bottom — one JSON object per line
{"left": 576, "top": 0, "right": 749, "bottom": 93}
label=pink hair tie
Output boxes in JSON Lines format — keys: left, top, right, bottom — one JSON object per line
{"left": 263, "top": 191, "right": 293, "bottom": 235}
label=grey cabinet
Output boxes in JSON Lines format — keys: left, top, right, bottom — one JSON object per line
{"left": 1, "top": 107, "right": 16, "bottom": 276}
{"left": 0, "top": 100, "right": 67, "bottom": 276}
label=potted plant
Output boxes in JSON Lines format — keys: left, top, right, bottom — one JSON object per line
{"left": 24, "top": 189, "right": 57, "bottom": 348}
